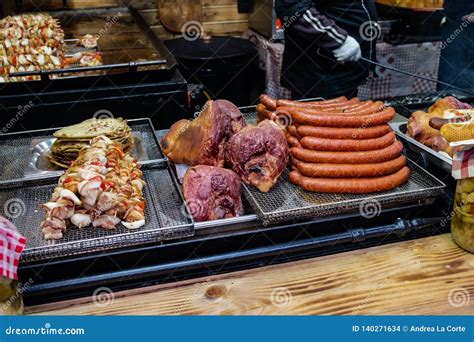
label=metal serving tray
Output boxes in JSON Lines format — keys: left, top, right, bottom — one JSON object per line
{"left": 165, "top": 160, "right": 259, "bottom": 231}
{"left": 8, "top": 6, "right": 177, "bottom": 85}
{"left": 390, "top": 121, "right": 452, "bottom": 173}
{"left": 0, "top": 118, "right": 165, "bottom": 185}
{"left": 0, "top": 162, "right": 193, "bottom": 262}
{"left": 239, "top": 108, "right": 446, "bottom": 225}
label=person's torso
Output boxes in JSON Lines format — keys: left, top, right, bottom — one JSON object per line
{"left": 281, "top": 0, "right": 377, "bottom": 96}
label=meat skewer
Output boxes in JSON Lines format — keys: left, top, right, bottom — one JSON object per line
{"left": 41, "top": 136, "right": 146, "bottom": 240}
{"left": 0, "top": 13, "right": 102, "bottom": 82}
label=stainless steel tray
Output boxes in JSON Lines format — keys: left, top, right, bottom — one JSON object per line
{"left": 166, "top": 160, "right": 258, "bottom": 230}
{"left": 390, "top": 121, "right": 452, "bottom": 173}
{"left": 26, "top": 132, "right": 150, "bottom": 178}
{"left": 0, "top": 162, "right": 193, "bottom": 262}
{"left": 156, "top": 115, "right": 260, "bottom": 230}
{"left": 0, "top": 118, "right": 165, "bottom": 185}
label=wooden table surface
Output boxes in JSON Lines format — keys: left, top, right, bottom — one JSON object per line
{"left": 28, "top": 233, "right": 474, "bottom": 315}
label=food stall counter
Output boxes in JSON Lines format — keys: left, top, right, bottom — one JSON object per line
{"left": 27, "top": 233, "right": 474, "bottom": 315}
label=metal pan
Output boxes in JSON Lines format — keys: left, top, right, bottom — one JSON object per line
{"left": 390, "top": 121, "right": 452, "bottom": 173}
{"left": 25, "top": 131, "right": 150, "bottom": 178}
{"left": 0, "top": 118, "right": 165, "bottom": 185}
{"left": 3, "top": 6, "right": 177, "bottom": 93}
{"left": 165, "top": 159, "right": 259, "bottom": 231}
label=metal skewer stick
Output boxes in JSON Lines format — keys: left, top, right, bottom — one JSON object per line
{"left": 360, "top": 56, "right": 474, "bottom": 97}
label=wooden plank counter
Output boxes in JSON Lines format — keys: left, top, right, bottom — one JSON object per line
{"left": 27, "top": 233, "right": 474, "bottom": 315}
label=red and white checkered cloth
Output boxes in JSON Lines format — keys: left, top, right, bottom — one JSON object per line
{"left": 452, "top": 150, "right": 474, "bottom": 180}
{"left": 0, "top": 216, "right": 26, "bottom": 280}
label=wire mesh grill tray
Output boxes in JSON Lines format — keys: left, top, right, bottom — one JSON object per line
{"left": 0, "top": 118, "right": 165, "bottom": 185}
{"left": 243, "top": 160, "right": 446, "bottom": 225}
{"left": 0, "top": 163, "right": 193, "bottom": 262}
{"left": 239, "top": 108, "right": 446, "bottom": 225}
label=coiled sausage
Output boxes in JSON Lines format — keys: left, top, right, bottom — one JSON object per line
{"left": 289, "top": 107, "right": 395, "bottom": 127}
{"left": 300, "top": 132, "right": 396, "bottom": 152}
{"left": 290, "top": 141, "right": 403, "bottom": 164}
{"left": 260, "top": 94, "right": 278, "bottom": 111}
{"left": 278, "top": 101, "right": 385, "bottom": 117}
{"left": 297, "top": 124, "right": 391, "bottom": 140}
{"left": 276, "top": 96, "right": 353, "bottom": 109}
{"left": 292, "top": 155, "right": 407, "bottom": 178}
{"left": 289, "top": 167, "right": 411, "bottom": 194}
{"left": 287, "top": 135, "right": 301, "bottom": 148}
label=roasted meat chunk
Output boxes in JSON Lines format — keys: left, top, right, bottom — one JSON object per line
{"left": 407, "top": 110, "right": 454, "bottom": 155}
{"left": 226, "top": 120, "right": 289, "bottom": 192}
{"left": 161, "top": 100, "right": 245, "bottom": 167}
{"left": 407, "top": 97, "right": 472, "bottom": 156}
{"left": 183, "top": 165, "right": 243, "bottom": 222}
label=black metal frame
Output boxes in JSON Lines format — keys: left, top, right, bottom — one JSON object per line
{"left": 386, "top": 89, "right": 474, "bottom": 115}
{"left": 1, "top": 6, "right": 178, "bottom": 95}
{"left": 20, "top": 203, "right": 449, "bottom": 306}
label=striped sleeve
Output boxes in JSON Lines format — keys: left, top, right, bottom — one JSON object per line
{"left": 276, "top": 2, "right": 348, "bottom": 50}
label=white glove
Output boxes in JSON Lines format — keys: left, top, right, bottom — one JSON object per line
{"left": 333, "top": 36, "right": 362, "bottom": 63}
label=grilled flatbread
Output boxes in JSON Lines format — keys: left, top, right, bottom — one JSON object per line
{"left": 54, "top": 118, "right": 131, "bottom": 139}
{"left": 49, "top": 118, "right": 133, "bottom": 169}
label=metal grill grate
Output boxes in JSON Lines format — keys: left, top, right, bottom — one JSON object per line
{"left": 0, "top": 164, "right": 193, "bottom": 262}
{"left": 131, "top": 121, "right": 164, "bottom": 162}
{"left": 239, "top": 109, "right": 446, "bottom": 225}
{"left": 0, "top": 119, "right": 164, "bottom": 184}
{"left": 241, "top": 106, "right": 258, "bottom": 125}
{"left": 244, "top": 159, "right": 445, "bottom": 225}
{"left": 0, "top": 132, "right": 52, "bottom": 182}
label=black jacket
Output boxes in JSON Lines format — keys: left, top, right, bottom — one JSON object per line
{"left": 438, "top": 0, "right": 474, "bottom": 90}
{"left": 275, "top": 0, "right": 377, "bottom": 99}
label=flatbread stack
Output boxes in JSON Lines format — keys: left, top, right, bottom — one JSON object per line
{"left": 48, "top": 118, "right": 133, "bottom": 168}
